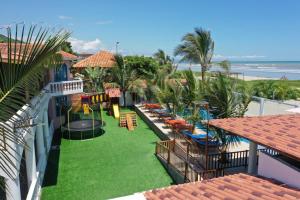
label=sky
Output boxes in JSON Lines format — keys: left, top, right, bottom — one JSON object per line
{"left": 1, "top": 0, "right": 300, "bottom": 61}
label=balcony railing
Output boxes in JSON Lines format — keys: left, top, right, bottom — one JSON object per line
{"left": 48, "top": 79, "right": 83, "bottom": 96}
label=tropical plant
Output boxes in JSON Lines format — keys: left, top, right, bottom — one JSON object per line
{"left": 184, "top": 103, "right": 202, "bottom": 133}
{"left": 217, "top": 60, "right": 231, "bottom": 74}
{"left": 251, "top": 80, "right": 300, "bottom": 100}
{"left": 124, "top": 55, "right": 158, "bottom": 78}
{"left": 205, "top": 73, "right": 252, "bottom": 155}
{"left": 84, "top": 67, "right": 107, "bottom": 92}
{"left": 111, "top": 54, "right": 147, "bottom": 106}
{"left": 181, "top": 69, "right": 204, "bottom": 107}
{"left": 180, "top": 69, "right": 206, "bottom": 133}
{"left": 60, "top": 41, "right": 75, "bottom": 54}
{"left": 155, "top": 80, "right": 184, "bottom": 117}
{"left": 153, "top": 49, "right": 172, "bottom": 66}
{"left": 0, "top": 24, "right": 69, "bottom": 179}
{"left": 174, "top": 27, "right": 214, "bottom": 81}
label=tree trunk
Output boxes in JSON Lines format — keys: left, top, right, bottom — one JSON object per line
{"left": 123, "top": 90, "right": 126, "bottom": 107}
{"left": 201, "top": 66, "right": 205, "bottom": 82}
{"left": 192, "top": 122, "right": 196, "bottom": 134}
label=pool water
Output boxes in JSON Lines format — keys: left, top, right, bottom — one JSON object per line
{"left": 180, "top": 108, "right": 249, "bottom": 143}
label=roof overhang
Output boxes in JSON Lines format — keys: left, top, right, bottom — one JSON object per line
{"left": 144, "top": 173, "right": 300, "bottom": 199}
{"left": 209, "top": 114, "right": 300, "bottom": 161}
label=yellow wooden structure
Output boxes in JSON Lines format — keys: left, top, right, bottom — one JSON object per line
{"left": 83, "top": 104, "right": 90, "bottom": 115}
{"left": 119, "top": 112, "right": 137, "bottom": 130}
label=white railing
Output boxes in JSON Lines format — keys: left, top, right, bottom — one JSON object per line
{"left": 48, "top": 79, "right": 83, "bottom": 96}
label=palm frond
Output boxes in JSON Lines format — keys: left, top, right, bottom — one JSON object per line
{"left": 0, "top": 24, "right": 69, "bottom": 178}
{"left": 174, "top": 27, "right": 214, "bottom": 80}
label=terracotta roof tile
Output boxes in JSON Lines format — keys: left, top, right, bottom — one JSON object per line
{"left": 57, "top": 50, "right": 77, "bottom": 60}
{"left": 105, "top": 88, "right": 121, "bottom": 98}
{"left": 0, "top": 43, "right": 76, "bottom": 62}
{"left": 73, "top": 50, "right": 115, "bottom": 68}
{"left": 209, "top": 114, "right": 300, "bottom": 160}
{"left": 0, "top": 42, "right": 33, "bottom": 62}
{"left": 144, "top": 173, "right": 300, "bottom": 200}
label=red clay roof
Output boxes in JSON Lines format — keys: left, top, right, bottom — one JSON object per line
{"left": 73, "top": 50, "right": 115, "bottom": 68}
{"left": 209, "top": 114, "right": 300, "bottom": 160}
{"left": 0, "top": 43, "right": 77, "bottom": 62}
{"left": 105, "top": 88, "right": 121, "bottom": 98}
{"left": 57, "top": 50, "right": 77, "bottom": 60}
{"left": 0, "top": 43, "right": 32, "bottom": 62}
{"left": 144, "top": 173, "right": 300, "bottom": 200}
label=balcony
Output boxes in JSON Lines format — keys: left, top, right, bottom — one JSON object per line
{"left": 48, "top": 79, "right": 83, "bottom": 96}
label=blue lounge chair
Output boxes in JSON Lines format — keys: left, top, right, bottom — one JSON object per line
{"left": 181, "top": 130, "right": 209, "bottom": 140}
{"left": 193, "top": 139, "right": 219, "bottom": 147}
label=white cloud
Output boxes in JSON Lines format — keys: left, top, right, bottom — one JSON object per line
{"left": 96, "top": 20, "right": 113, "bottom": 25}
{"left": 69, "top": 37, "right": 102, "bottom": 53}
{"left": 58, "top": 15, "right": 72, "bottom": 20}
{"left": 213, "top": 54, "right": 266, "bottom": 60}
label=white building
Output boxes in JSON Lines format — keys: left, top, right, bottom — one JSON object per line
{"left": 209, "top": 114, "right": 300, "bottom": 187}
{"left": 0, "top": 50, "right": 83, "bottom": 200}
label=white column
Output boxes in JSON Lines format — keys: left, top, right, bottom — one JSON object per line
{"left": 25, "top": 138, "right": 37, "bottom": 186}
{"left": 43, "top": 110, "right": 50, "bottom": 150}
{"left": 5, "top": 177, "right": 21, "bottom": 200}
{"left": 35, "top": 123, "right": 45, "bottom": 162}
{"left": 259, "top": 97, "right": 265, "bottom": 116}
{"left": 248, "top": 141, "right": 258, "bottom": 174}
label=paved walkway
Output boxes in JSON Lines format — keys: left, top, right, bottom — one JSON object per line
{"left": 135, "top": 104, "right": 250, "bottom": 152}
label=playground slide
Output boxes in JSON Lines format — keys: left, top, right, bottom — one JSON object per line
{"left": 112, "top": 104, "right": 120, "bottom": 118}
{"left": 126, "top": 114, "right": 134, "bottom": 131}
{"left": 73, "top": 101, "right": 82, "bottom": 112}
{"left": 83, "top": 104, "right": 90, "bottom": 115}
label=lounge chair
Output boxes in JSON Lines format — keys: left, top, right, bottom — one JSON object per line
{"left": 173, "top": 123, "right": 193, "bottom": 131}
{"left": 181, "top": 130, "right": 210, "bottom": 140}
{"left": 144, "top": 103, "right": 162, "bottom": 110}
{"left": 165, "top": 119, "right": 186, "bottom": 126}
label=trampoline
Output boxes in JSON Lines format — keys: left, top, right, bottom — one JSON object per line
{"left": 62, "top": 119, "right": 105, "bottom": 140}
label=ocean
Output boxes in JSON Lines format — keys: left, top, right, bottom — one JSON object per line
{"left": 177, "top": 61, "right": 300, "bottom": 80}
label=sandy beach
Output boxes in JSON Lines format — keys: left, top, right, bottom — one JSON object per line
{"left": 239, "top": 75, "right": 278, "bottom": 81}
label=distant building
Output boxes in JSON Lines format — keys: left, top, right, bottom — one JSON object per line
{"left": 76, "top": 53, "right": 93, "bottom": 61}
{"left": 73, "top": 50, "right": 115, "bottom": 71}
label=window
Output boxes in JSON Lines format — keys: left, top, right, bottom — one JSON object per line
{"left": 54, "top": 63, "right": 68, "bottom": 82}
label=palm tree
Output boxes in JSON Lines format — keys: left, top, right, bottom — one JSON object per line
{"left": 155, "top": 80, "right": 183, "bottom": 117}
{"left": 153, "top": 49, "right": 172, "bottom": 66}
{"left": 181, "top": 69, "right": 204, "bottom": 107}
{"left": 111, "top": 54, "right": 146, "bottom": 106}
{"left": 205, "top": 73, "right": 252, "bottom": 158}
{"left": 181, "top": 69, "right": 205, "bottom": 133}
{"left": 0, "top": 25, "right": 69, "bottom": 179}
{"left": 174, "top": 28, "right": 214, "bottom": 81}
{"left": 217, "top": 60, "right": 231, "bottom": 75}
{"left": 85, "top": 67, "right": 107, "bottom": 92}
{"left": 185, "top": 103, "right": 202, "bottom": 133}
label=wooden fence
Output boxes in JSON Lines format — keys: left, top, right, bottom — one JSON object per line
{"left": 156, "top": 139, "right": 280, "bottom": 183}
{"left": 156, "top": 140, "right": 224, "bottom": 182}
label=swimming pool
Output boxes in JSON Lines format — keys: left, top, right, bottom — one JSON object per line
{"left": 180, "top": 108, "right": 249, "bottom": 143}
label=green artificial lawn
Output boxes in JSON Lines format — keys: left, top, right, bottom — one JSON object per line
{"left": 41, "top": 108, "right": 173, "bottom": 200}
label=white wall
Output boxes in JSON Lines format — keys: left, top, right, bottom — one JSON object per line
{"left": 119, "top": 91, "right": 133, "bottom": 106}
{"left": 258, "top": 152, "right": 300, "bottom": 188}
